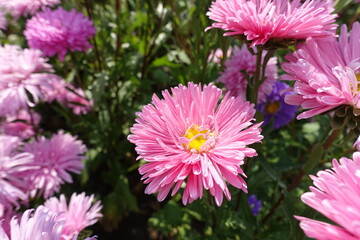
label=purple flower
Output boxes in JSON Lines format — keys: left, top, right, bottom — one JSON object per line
{"left": 248, "top": 194, "right": 262, "bottom": 216}
{"left": 257, "top": 81, "right": 298, "bottom": 129}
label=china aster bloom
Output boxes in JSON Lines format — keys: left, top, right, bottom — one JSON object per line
{"left": 44, "top": 192, "right": 102, "bottom": 240}
{"left": 0, "top": 135, "right": 34, "bottom": 208}
{"left": 296, "top": 152, "right": 360, "bottom": 239}
{"left": 206, "top": 0, "right": 337, "bottom": 47}
{"left": 282, "top": 22, "right": 360, "bottom": 120}
{"left": 0, "top": 45, "right": 60, "bottom": 116}
{"left": 0, "top": 0, "right": 60, "bottom": 19}
{"left": 217, "top": 45, "right": 277, "bottom": 103}
{"left": 257, "top": 81, "right": 298, "bottom": 129}
{"left": 1, "top": 109, "right": 41, "bottom": 139}
{"left": 24, "top": 7, "right": 96, "bottom": 61}
{"left": 24, "top": 131, "right": 86, "bottom": 198}
{"left": 128, "top": 82, "right": 263, "bottom": 206}
{"left": 43, "top": 79, "right": 92, "bottom": 115}
{"left": 0, "top": 206, "right": 63, "bottom": 240}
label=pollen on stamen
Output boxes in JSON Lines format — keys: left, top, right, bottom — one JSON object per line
{"left": 184, "top": 125, "right": 213, "bottom": 153}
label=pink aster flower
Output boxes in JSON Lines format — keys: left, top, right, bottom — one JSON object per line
{"left": 0, "top": 206, "right": 63, "bottom": 240}
{"left": 44, "top": 192, "right": 102, "bottom": 240}
{"left": 24, "top": 131, "right": 86, "bottom": 198}
{"left": 206, "top": 0, "right": 337, "bottom": 46}
{"left": 0, "top": 135, "right": 34, "bottom": 208}
{"left": 1, "top": 109, "right": 41, "bottom": 139}
{"left": 296, "top": 152, "right": 360, "bottom": 240}
{"left": 208, "top": 47, "right": 232, "bottom": 63}
{"left": 128, "top": 82, "right": 263, "bottom": 206}
{"left": 282, "top": 22, "right": 360, "bottom": 119}
{"left": 43, "top": 79, "right": 92, "bottom": 115}
{"left": 0, "top": 10, "right": 7, "bottom": 30}
{"left": 217, "top": 45, "right": 277, "bottom": 103}
{"left": 0, "top": 45, "right": 59, "bottom": 117}
{"left": 0, "top": 0, "right": 60, "bottom": 19}
{"left": 24, "top": 7, "right": 96, "bottom": 61}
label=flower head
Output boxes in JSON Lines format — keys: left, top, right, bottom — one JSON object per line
{"left": 0, "top": 135, "right": 34, "bottom": 208}
{"left": 43, "top": 79, "right": 92, "bottom": 115}
{"left": 0, "top": 206, "right": 64, "bottom": 240}
{"left": 0, "top": 0, "right": 60, "bottom": 19}
{"left": 257, "top": 81, "right": 298, "bottom": 129}
{"left": 206, "top": 0, "right": 337, "bottom": 47}
{"left": 217, "top": 45, "right": 277, "bottom": 103}
{"left": 0, "top": 45, "right": 59, "bottom": 116}
{"left": 128, "top": 82, "right": 263, "bottom": 206}
{"left": 1, "top": 109, "right": 41, "bottom": 139}
{"left": 296, "top": 152, "right": 360, "bottom": 240}
{"left": 24, "top": 131, "right": 86, "bottom": 198}
{"left": 25, "top": 7, "right": 96, "bottom": 61}
{"left": 282, "top": 23, "right": 360, "bottom": 120}
{"left": 44, "top": 193, "right": 102, "bottom": 240}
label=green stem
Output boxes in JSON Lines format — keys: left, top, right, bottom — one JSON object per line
{"left": 250, "top": 47, "right": 263, "bottom": 104}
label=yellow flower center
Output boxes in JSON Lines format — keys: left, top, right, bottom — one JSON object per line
{"left": 184, "top": 125, "right": 212, "bottom": 152}
{"left": 265, "top": 101, "right": 281, "bottom": 114}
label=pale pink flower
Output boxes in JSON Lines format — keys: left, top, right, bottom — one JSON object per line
{"left": 208, "top": 48, "right": 232, "bottom": 63}
{"left": 1, "top": 109, "right": 41, "bottom": 139}
{"left": 296, "top": 152, "right": 360, "bottom": 240}
{"left": 24, "top": 7, "right": 96, "bottom": 61}
{"left": 206, "top": 0, "right": 337, "bottom": 46}
{"left": 0, "top": 9, "right": 7, "bottom": 30}
{"left": 0, "top": 135, "right": 34, "bottom": 208}
{"left": 0, "top": 0, "right": 60, "bottom": 19}
{"left": 43, "top": 79, "right": 92, "bottom": 115}
{"left": 128, "top": 82, "right": 263, "bottom": 206}
{"left": 0, "top": 206, "right": 63, "bottom": 240}
{"left": 282, "top": 22, "right": 360, "bottom": 119}
{"left": 0, "top": 45, "right": 59, "bottom": 116}
{"left": 44, "top": 192, "right": 102, "bottom": 240}
{"left": 24, "top": 131, "right": 86, "bottom": 198}
{"left": 217, "top": 45, "right": 277, "bottom": 103}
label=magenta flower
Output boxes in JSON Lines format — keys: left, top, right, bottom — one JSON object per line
{"left": 0, "top": 135, "right": 34, "bottom": 208}
{"left": 282, "top": 22, "right": 360, "bottom": 119}
{"left": 44, "top": 192, "right": 102, "bottom": 240}
{"left": 296, "top": 152, "right": 360, "bottom": 240}
{"left": 0, "top": 0, "right": 60, "bottom": 19}
{"left": 24, "top": 7, "right": 96, "bottom": 61}
{"left": 0, "top": 206, "right": 63, "bottom": 240}
{"left": 128, "top": 82, "right": 263, "bottom": 206}
{"left": 1, "top": 109, "right": 41, "bottom": 139}
{"left": 24, "top": 131, "right": 86, "bottom": 198}
{"left": 206, "top": 0, "right": 337, "bottom": 46}
{"left": 217, "top": 45, "right": 277, "bottom": 103}
{"left": 0, "top": 45, "right": 59, "bottom": 116}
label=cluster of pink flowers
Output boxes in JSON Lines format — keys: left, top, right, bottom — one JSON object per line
{"left": 0, "top": 0, "right": 60, "bottom": 19}
{"left": 217, "top": 45, "right": 277, "bottom": 103}
{"left": 25, "top": 7, "right": 96, "bottom": 61}
{"left": 129, "top": 82, "right": 263, "bottom": 206}
{"left": 0, "top": 194, "right": 101, "bottom": 240}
